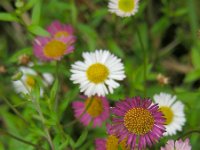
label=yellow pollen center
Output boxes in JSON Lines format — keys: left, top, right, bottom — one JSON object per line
{"left": 55, "top": 31, "right": 69, "bottom": 38}
{"left": 124, "top": 108, "right": 154, "bottom": 135}
{"left": 85, "top": 96, "right": 103, "bottom": 117}
{"left": 160, "top": 106, "right": 174, "bottom": 125}
{"left": 44, "top": 40, "right": 66, "bottom": 58}
{"left": 118, "top": 0, "right": 134, "bottom": 12}
{"left": 86, "top": 63, "right": 109, "bottom": 83}
{"left": 25, "top": 76, "right": 35, "bottom": 88}
{"left": 106, "top": 135, "right": 129, "bottom": 150}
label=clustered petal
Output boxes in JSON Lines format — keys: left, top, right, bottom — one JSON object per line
{"left": 72, "top": 96, "right": 110, "bottom": 127}
{"left": 154, "top": 92, "right": 186, "bottom": 136}
{"left": 34, "top": 21, "right": 76, "bottom": 61}
{"left": 110, "top": 97, "right": 166, "bottom": 150}
{"left": 70, "top": 50, "right": 126, "bottom": 96}
{"left": 108, "top": 0, "right": 140, "bottom": 17}
{"left": 161, "top": 138, "right": 191, "bottom": 150}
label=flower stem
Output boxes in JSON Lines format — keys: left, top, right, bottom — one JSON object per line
{"left": 0, "top": 129, "right": 44, "bottom": 149}
{"left": 64, "top": 96, "right": 95, "bottom": 128}
{"left": 20, "top": 80, "right": 55, "bottom": 150}
{"left": 136, "top": 26, "right": 147, "bottom": 97}
{"left": 178, "top": 129, "right": 200, "bottom": 139}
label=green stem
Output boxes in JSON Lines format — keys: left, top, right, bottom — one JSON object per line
{"left": 1, "top": 96, "right": 28, "bottom": 125}
{"left": 54, "top": 61, "right": 60, "bottom": 111}
{"left": 64, "top": 96, "right": 95, "bottom": 128}
{"left": 20, "top": 80, "right": 55, "bottom": 150}
{"left": 178, "top": 129, "right": 200, "bottom": 139}
{"left": 136, "top": 26, "right": 147, "bottom": 97}
{"left": 0, "top": 129, "right": 43, "bottom": 149}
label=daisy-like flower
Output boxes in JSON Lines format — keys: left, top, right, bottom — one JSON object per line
{"left": 70, "top": 50, "right": 125, "bottom": 96}
{"left": 153, "top": 92, "right": 186, "bottom": 136}
{"left": 34, "top": 21, "right": 75, "bottom": 61}
{"left": 72, "top": 96, "right": 110, "bottom": 127}
{"left": 95, "top": 125, "right": 130, "bottom": 150}
{"left": 47, "top": 20, "right": 74, "bottom": 38}
{"left": 161, "top": 138, "right": 191, "bottom": 150}
{"left": 108, "top": 0, "right": 139, "bottom": 17}
{"left": 110, "top": 97, "right": 166, "bottom": 150}
{"left": 12, "top": 66, "right": 53, "bottom": 94}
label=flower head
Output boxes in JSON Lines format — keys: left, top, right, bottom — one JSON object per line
{"left": 161, "top": 138, "right": 191, "bottom": 150}
{"left": 34, "top": 21, "right": 75, "bottom": 61}
{"left": 153, "top": 92, "right": 186, "bottom": 136}
{"left": 47, "top": 20, "right": 74, "bottom": 38}
{"left": 72, "top": 96, "right": 110, "bottom": 127}
{"left": 12, "top": 66, "right": 53, "bottom": 94}
{"left": 108, "top": 0, "right": 139, "bottom": 17}
{"left": 110, "top": 97, "right": 165, "bottom": 150}
{"left": 95, "top": 125, "right": 130, "bottom": 150}
{"left": 70, "top": 50, "right": 125, "bottom": 96}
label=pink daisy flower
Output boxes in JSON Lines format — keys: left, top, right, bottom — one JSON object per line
{"left": 47, "top": 20, "right": 74, "bottom": 38}
{"left": 33, "top": 21, "right": 75, "bottom": 61}
{"left": 72, "top": 96, "right": 110, "bottom": 127}
{"left": 95, "top": 125, "right": 130, "bottom": 150}
{"left": 161, "top": 138, "right": 191, "bottom": 150}
{"left": 110, "top": 97, "right": 166, "bottom": 150}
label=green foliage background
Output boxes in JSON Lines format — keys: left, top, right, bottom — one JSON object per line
{"left": 0, "top": 0, "right": 200, "bottom": 149}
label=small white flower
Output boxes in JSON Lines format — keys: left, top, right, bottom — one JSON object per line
{"left": 153, "top": 92, "right": 186, "bottom": 136}
{"left": 70, "top": 50, "right": 126, "bottom": 96}
{"left": 12, "top": 66, "right": 53, "bottom": 95}
{"left": 108, "top": 0, "right": 139, "bottom": 17}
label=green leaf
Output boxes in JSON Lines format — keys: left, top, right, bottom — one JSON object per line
{"left": 31, "top": 0, "right": 42, "bottom": 25}
{"left": 0, "top": 13, "right": 19, "bottom": 22}
{"left": 59, "top": 138, "right": 69, "bottom": 150}
{"left": 24, "top": 0, "right": 39, "bottom": 10}
{"left": 107, "top": 40, "right": 125, "bottom": 58}
{"left": 74, "top": 130, "right": 88, "bottom": 148}
{"left": 184, "top": 69, "right": 200, "bottom": 83}
{"left": 27, "top": 25, "right": 50, "bottom": 36}
{"left": 50, "top": 79, "right": 59, "bottom": 103}
{"left": 191, "top": 43, "right": 200, "bottom": 69}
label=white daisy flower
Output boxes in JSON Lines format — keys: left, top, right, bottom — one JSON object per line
{"left": 70, "top": 50, "right": 126, "bottom": 97}
{"left": 12, "top": 66, "right": 53, "bottom": 94}
{"left": 108, "top": 0, "right": 139, "bottom": 17}
{"left": 153, "top": 92, "right": 186, "bottom": 136}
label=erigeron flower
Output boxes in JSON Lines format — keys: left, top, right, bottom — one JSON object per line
{"left": 161, "top": 138, "right": 191, "bottom": 150}
{"left": 110, "top": 97, "right": 166, "bottom": 150}
{"left": 70, "top": 50, "right": 125, "bottom": 96}
{"left": 12, "top": 66, "right": 53, "bottom": 94}
{"left": 95, "top": 125, "right": 130, "bottom": 150}
{"left": 153, "top": 92, "right": 186, "bottom": 136}
{"left": 72, "top": 96, "right": 110, "bottom": 127}
{"left": 108, "top": 0, "right": 139, "bottom": 17}
{"left": 34, "top": 21, "right": 75, "bottom": 61}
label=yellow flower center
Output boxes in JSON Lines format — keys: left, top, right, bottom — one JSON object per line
{"left": 85, "top": 96, "right": 103, "bottom": 117}
{"left": 55, "top": 31, "right": 69, "bottom": 38}
{"left": 25, "top": 76, "right": 35, "bottom": 88}
{"left": 160, "top": 106, "right": 174, "bottom": 125}
{"left": 44, "top": 40, "right": 66, "bottom": 58}
{"left": 124, "top": 108, "right": 154, "bottom": 135}
{"left": 86, "top": 63, "right": 109, "bottom": 84}
{"left": 106, "top": 135, "right": 129, "bottom": 150}
{"left": 118, "top": 0, "right": 135, "bottom": 12}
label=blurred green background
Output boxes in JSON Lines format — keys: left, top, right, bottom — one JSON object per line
{"left": 0, "top": 0, "right": 200, "bottom": 149}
